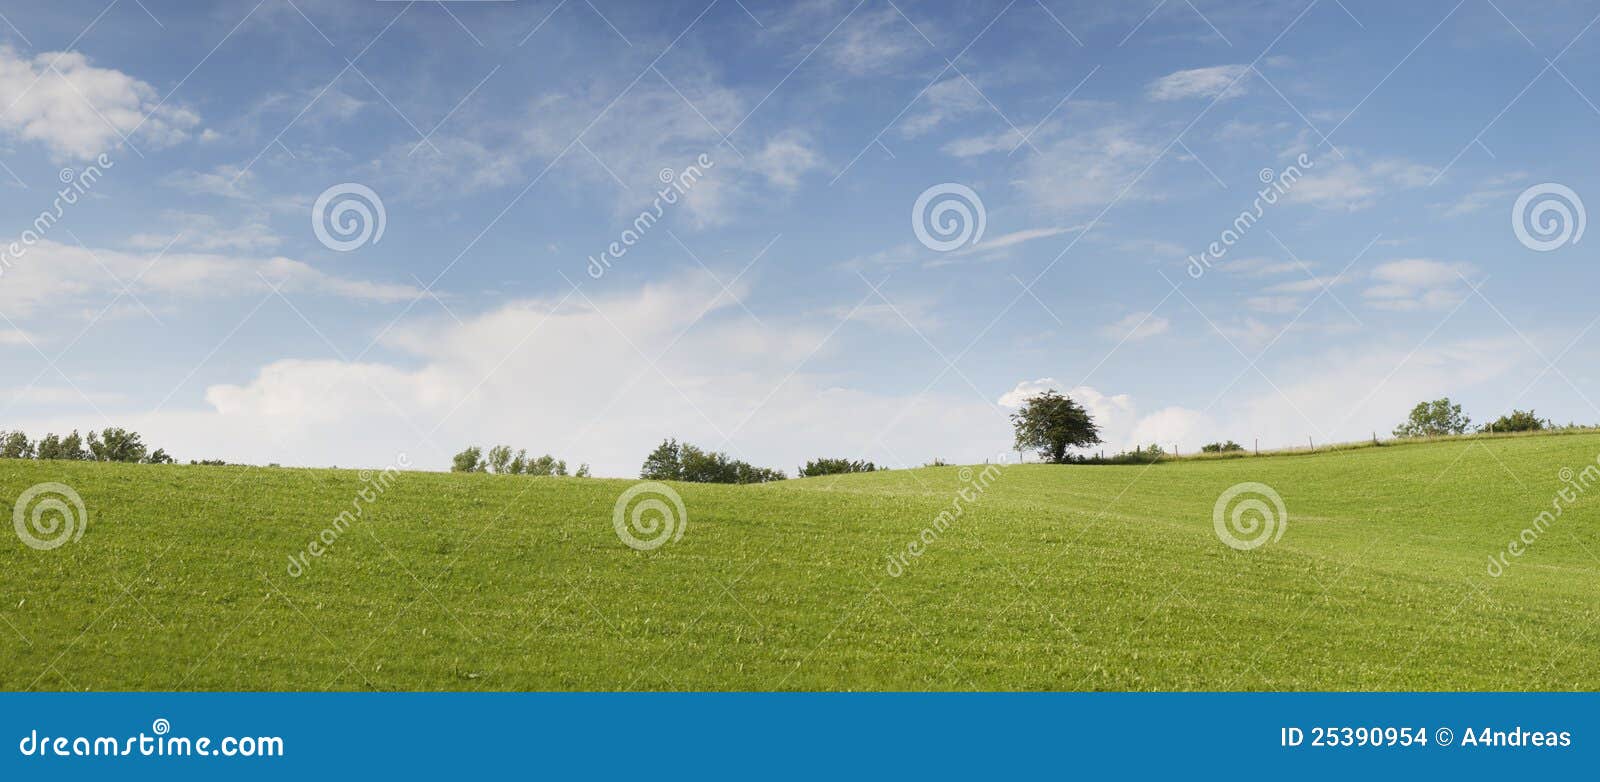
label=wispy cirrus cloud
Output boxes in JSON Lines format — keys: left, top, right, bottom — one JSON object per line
{"left": 1146, "top": 64, "right": 1250, "bottom": 101}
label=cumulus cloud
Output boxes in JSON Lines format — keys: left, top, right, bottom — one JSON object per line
{"left": 1146, "top": 65, "right": 1250, "bottom": 101}
{"left": 1129, "top": 406, "right": 1215, "bottom": 449}
{"left": 0, "top": 47, "right": 200, "bottom": 160}
{"left": 997, "top": 378, "right": 1197, "bottom": 455}
{"left": 72, "top": 272, "right": 1015, "bottom": 475}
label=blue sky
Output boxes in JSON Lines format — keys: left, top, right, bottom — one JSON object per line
{"left": 0, "top": 0, "right": 1597, "bottom": 475}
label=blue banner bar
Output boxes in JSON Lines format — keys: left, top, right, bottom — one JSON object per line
{"left": 0, "top": 693, "right": 1590, "bottom": 779}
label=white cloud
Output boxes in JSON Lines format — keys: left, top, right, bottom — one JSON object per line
{"left": 824, "top": 7, "right": 926, "bottom": 75}
{"left": 930, "top": 226, "right": 1077, "bottom": 265}
{"left": 832, "top": 297, "right": 941, "bottom": 332}
{"left": 1225, "top": 336, "right": 1527, "bottom": 448}
{"left": 997, "top": 379, "right": 1201, "bottom": 455}
{"left": 1146, "top": 65, "right": 1250, "bottom": 101}
{"left": 1129, "top": 407, "right": 1215, "bottom": 450}
{"left": 998, "top": 377, "right": 1061, "bottom": 408}
{"left": 47, "top": 272, "right": 1013, "bottom": 475}
{"left": 1017, "top": 124, "right": 1161, "bottom": 215}
{"left": 940, "top": 127, "right": 1027, "bottom": 158}
{"left": 0, "top": 240, "right": 419, "bottom": 319}
{"left": 127, "top": 212, "right": 283, "bottom": 254}
{"left": 901, "top": 77, "right": 985, "bottom": 138}
{"left": 164, "top": 165, "right": 256, "bottom": 200}
{"left": 997, "top": 333, "right": 1533, "bottom": 458}
{"left": 1246, "top": 295, "right": 1302, "bottom": 314}
{"left": 1218, "top": 256, "right": 1302, "bottom": 277}
{"left": 1100, "top": 311, "right": 1170, "bottom": 341}
{"left": 1436, "top": 173, "right": 1527, "bottom": 217}
{"left": 1363, "top": 259, "right": 1474, "bottom": 311}
{"left": 1216, "top": 317, "right": 1280, "bottom": 350}
{"left": 750, "top": 130, "right": 822, "bottom": 189}
{"left": 0, "top": 47, "right": 200, "bottom": 160}
{"left": 1287, "top": 158, "right": 1438, "bottom": 211}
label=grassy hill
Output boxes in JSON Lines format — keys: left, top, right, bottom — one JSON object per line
{"left": 3, "top": 431, "right": 1598, "bottom": 691}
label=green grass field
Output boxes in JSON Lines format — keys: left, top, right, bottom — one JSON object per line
{"left": 3, "top": 431, "right": 1598, "bottom": 691}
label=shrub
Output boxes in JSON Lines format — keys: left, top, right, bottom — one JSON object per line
{"left": 89, "top": 428, "right": 147, "bottom": 462}
{"left": 1201, "top": 440, "right": 1246, "bottom": 453}
{"left": 524, "top": 454, "right": 567, "bottom": 477}
{"left": 1484, "top": 410, "right": 1549, "bottom": 433}
{"left": 452, "top": 444, "right": 580, "bottom": 476}
{"left": 640, "top": 438, "right": 785, "bottom": 484}
{"left": 641, "top": 439, "right": 684, "bottom": 480}
{"left": 798, "top": 458, "right": 878, "bottom": 477}
{"left": 485, "top": 445, "right": 514, "bottom": 474}
{"left": 36, "top": 431, "right": 87, "bottom": 461}
{"left": 0, "top": 431, "right": 33, "bottom": 459}
{"left": 451, "top": 446, "right": 484, "bottom": 472}
{"left": 3, "top": 427, "right": 169, "bottom": 463}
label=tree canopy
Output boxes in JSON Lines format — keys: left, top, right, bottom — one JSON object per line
{"left": 1010, "top": 390, "right": 1102, "bottom": 463}
{"left": 1394, "top": 398, "right": 1471, "bottom": 438}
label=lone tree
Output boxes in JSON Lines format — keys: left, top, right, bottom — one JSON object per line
{"left": 1394, "top": 397, "right": 1471, "bottom": 438}
{"left": 1010, "top": 390, "right": 1101, "bottom": 463}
